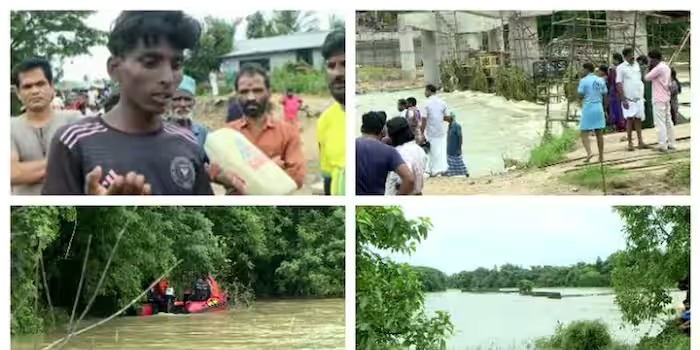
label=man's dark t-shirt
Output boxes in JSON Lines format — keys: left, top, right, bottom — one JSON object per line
{"left": 356, "top": 137, "right": 405, "bottom": 195}
{"left": 42, "top": 116, "right": 213, "bottom": 195}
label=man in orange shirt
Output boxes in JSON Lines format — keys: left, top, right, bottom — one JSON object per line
{"left": 225, "top": 64, "right": 305, "bottom": 193}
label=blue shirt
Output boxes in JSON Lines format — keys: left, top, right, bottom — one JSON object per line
{"left": 447, "top": 122, "right": 462, "bottom": 156}
{"left": 578, "top": 73, "right": 608, "bottom": 105}
{"left": 356, "top": 137, "right": 405, "bottom": 195}
{"left": 189, "top": 122, "right": 209, "bottom": 164}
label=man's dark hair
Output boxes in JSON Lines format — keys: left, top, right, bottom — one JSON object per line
{"left": 361, "top": 111, "right": 386, "bottom": 135}
{"left": 425, "top": 84, "right": 438, "bottom": 93}
{"left": 582, "top": 62, "right": 594, "bottom": 73}
{"left": 235, "top": 63, "right": 270, "bottom": 90}
{"left": 622, "top": 48, "right": 634, "bottom": 57}
{"left": 406, "top": 97, "right": 417, "bottom": 106}
{"left": 12, "top": 57, "right": 53, "bottom": 87}
{"left": 636, "top": 55, "right": 648, "bottom": 65}
{"left": 387, "top": 116, "right": 413, "bottom": 146}
{"left": 398, "top": 98, "right": 407, "bottom": 106}
{"left": 612, "top": 53, "right": 623, "bottom": 63}
{"left": 598, "top": 65, "right": 609, "bottom": 75}
{"left": 321, "top": 30, "right": 345, "bottom": 60}
{"left": 107, "top": 11, "right": 201, "bottom": 56}
{"left": 648, "top": 49, "right": 662, "bottom": 60}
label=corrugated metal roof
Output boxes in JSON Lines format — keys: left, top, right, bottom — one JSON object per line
{"left": 222, "top": 31, "right": 329, "bottom": 58}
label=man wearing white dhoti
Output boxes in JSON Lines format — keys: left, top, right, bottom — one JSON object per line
{"left": 209, "top": 70, "right": 219, "bottom": 97}
{"left": 616, "top": 47, "right": 649, "bottom": 151}
{"left": 421, "top": 84, "right": 448, "bottom": 176}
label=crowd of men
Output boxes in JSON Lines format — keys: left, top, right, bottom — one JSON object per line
{"left": 576, "top": 47, "right": 682, "bottom": 163}
{"left": 11, "top": 11, "right": 345, "bottom": 196}
{"left": 356, "top": 85, "right": 469, "bottom": 195}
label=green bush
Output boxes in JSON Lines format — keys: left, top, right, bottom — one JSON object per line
{"left": 536, "top": 320, "right": 613, "bottom": 350}
{"left": 270, "top": 66, "right": 327, "bottom": 95}
{"left": 469, "top": 64, "right": 489, "bottom": 93}
{"left": 494, "top": 66, "right": 537, "bottom": 102}
{"left": 527, "top": 128, "right": 579, "bottom": 168}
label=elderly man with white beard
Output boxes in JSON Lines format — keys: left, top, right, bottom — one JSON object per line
{"left": 167, "top": 74, "right": 209, "bottom": 161}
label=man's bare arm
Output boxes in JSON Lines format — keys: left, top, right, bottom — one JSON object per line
{"left": 11, "top": 150, "right": 46, "bottom": 186}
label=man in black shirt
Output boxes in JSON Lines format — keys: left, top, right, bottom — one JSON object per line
{"left": 42, "top": 11, "right": 213, "bottom": 195}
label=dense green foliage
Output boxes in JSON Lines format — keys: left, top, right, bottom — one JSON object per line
{"left": 270, "top": 64, "right": 328, "bottom": 95}
{"left": 10, "top": 11, "right": 106, "bottom": 80}
{"left": 411, "top": 266, "right": 448, "bottom": 292}
{"left": 357, "top": 206, "right": 453, "bottom": 349}
{"left": 536, "top": 320, "right": 613, "bottom": 350}
{"left": 185, "top": 17, "right": 239, "bottom": 83}
{"left": 611, "top": 206, "right": 690, "bottom": 326}
{"left": 535, "top": 319, "right": 690, "bottom": 350}
{"left": 448, "top": 257, "right": 614, "bottom": 291}
{"left": 245, "top": 11, "right": 321, "bottom": 39}
{"left": 11, "top": 206, "right": 344, "bottom": 336}
{"left": 10, "top": 11, "right": 106, "bottom": 115}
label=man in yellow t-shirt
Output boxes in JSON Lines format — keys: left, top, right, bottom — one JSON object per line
{"left": 317, "top": 30, "right": 345, "bottom": 195}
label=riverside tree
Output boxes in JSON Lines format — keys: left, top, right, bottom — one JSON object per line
{"left": 356, "top": 206, "right": 453, "bottom": 349}
{"left": 11, "top": 206, "right": 345, "bottom": 335}
{"left": 611, "top": 206, "right": 690, "bottom": 326}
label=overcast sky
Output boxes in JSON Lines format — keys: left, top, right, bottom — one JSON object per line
{"left": 61, "top": 10, "right": 343, "bottom": 81}
{"left": 383, "top": 205, "right": 627, "bottom": 275}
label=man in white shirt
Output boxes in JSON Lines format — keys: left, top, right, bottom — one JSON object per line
{"left": 421, "top": 84, "right": 449, "bottom": 176}
{"left": 616, "top": 47, "right": 649, "bottom": 150}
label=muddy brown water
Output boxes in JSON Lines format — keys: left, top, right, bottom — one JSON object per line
{"left": 12, "top": 299, "right": 344, "bottom": 350}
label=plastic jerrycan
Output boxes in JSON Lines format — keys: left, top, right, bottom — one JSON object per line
{"left": 205, "top": 128, "right": 297, "bottom": 195}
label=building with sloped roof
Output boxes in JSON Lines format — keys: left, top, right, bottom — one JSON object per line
{"left": 221, "top": 31, "right": 329, "bottom": 72}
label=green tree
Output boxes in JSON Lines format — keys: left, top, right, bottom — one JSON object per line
{"left": 412, "top": 266, "right": 448, "bottom": 292}
{"left": 271, "top": 11, "right": 320, "bottom": 35}
{"left": 10, "top": 11, "right": 106, "bottom": 115}
{"left": 11, "top": 206, "right": 345, "bottom": 336}
{"left": 10, "top": 11, "right": 106, "bottom": 75}
{"left": 356, "top": 206, "right": 452, "bottom": 349}
{"left": 185, "top": 16, "right": 240, "bottom": 82}
{"left": 611, "top": 206, "right": 690, "bottom": 326}
{"left": 518, "top": 279, "right": 534, "bottom": 294}
{"left": 245, "top": 11, "right": 276, "bottom": 39}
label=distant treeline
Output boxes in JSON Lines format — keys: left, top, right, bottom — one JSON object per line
{"left": 412, "top": 254, "right": 618, "bottom": 292}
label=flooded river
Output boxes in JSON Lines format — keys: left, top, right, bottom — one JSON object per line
{"left": 12, "top": 299, "right": 344, "bottom": 350}
{"left": 425, "top": 289, "right": 685, "bottom": 349}
{"left": 356, "top": 77, "right": 691, "bottom": 177}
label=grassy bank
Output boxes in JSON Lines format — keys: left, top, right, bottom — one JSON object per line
{"left": 527, "top": 128, "right": 579, "bottom": 168}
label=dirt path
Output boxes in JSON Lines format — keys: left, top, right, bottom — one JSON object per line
{"left": 194, "top": 94, "right": 334, "bottom": 195}
{"left": 423, "top": 123, "right": 691, "bottom": 195}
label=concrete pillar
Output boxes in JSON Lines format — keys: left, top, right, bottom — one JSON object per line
{"left": 487, "top": 27, "right": 504, "bottom": 52}
{"left": 399, "top": 30, "right": 417, "bottom": 80}
{"left": 508, "top": 15, "right": 540, "bottom": 78}
{"left": 421, "top": 30, "right": 440, "bottom": 86}
{"left": 607, "top": 11, "right": 648, "bottom": 58}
